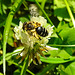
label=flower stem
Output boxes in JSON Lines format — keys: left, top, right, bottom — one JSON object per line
{"left": 64, "top": 0, "right": 75, "bottom": 28}
{"left": 20, "top": 55, "right": 29, "bottom": 75}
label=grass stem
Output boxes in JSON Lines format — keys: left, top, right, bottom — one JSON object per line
{"left": 64, "top": 0, "right": 75, "bottom": 28}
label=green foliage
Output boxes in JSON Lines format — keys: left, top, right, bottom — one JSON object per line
{"left": 54, "top": 0, "right": 75, "bottom": 21}
{"left": 40, "top": 56, "right": 75, "bottom": 64}
{"left": 13, "top": 69, "right": 20, "bottom": 75}
{"left": 0, "top": 0, "right": 75, "bottom": 75}
{"left": 7, "top": 29, "right": 14, "bottom": 47}
{"left": 0, "top": 72, "right": 3, "bottom": 75}
{"left": 65, "top": 62, "right": 75, "bottom": 75}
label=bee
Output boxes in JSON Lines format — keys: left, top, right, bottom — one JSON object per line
{"left": 23, "top": 21, "right": 48, "bottom": 39}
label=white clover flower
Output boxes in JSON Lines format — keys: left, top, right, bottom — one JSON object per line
{"left": 30, "top": 16, "right": 47, "bottom": 26}
{"left": 14, "top": 21, "right": 23, "bottom": 40}
{"left": 29, "top": 4, "right": 39, "bottom": 17}
{"left": 14, "top": 16, "right": 58, "bottom": 65}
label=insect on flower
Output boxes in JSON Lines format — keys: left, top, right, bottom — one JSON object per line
{"left": 22, "top": 21, "right": 48, "bottom": 40}
{"left": 14, "top": 19, "right": 58, "bottom": 66}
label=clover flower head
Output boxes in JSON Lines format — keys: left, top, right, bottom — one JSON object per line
{"left": 29, "top": 4, "right": 39, "bottom": 17}
{"left": 14, "top": 16, "right": 58, "bottom": 65}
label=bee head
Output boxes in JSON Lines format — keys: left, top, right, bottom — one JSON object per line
{"left": 23, "top": 22, "right": 35, "bottom": 30}
{"left": 23, "top": 22, "right": 27, "bottom": 30}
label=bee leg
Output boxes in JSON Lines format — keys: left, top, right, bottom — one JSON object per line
{"left": 32, "top": 32, "right": 38, "bottom": 39}
{"left": 33, "top": 32, "right": 41, "bottom": 40}
{"left": 30, "top": 29, "right": 41, "bottom": 40}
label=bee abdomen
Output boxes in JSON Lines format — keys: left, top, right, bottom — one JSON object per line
{"left": 36, "top": 27, "right": 48, "bottom": 37}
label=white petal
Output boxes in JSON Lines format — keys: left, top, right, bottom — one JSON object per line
{"left": 12, "top": 47, "right": 24, "bottom": 56}
{"left": 20, "top": 50, "right": 28, "bottom": 56}
{"left": 30, "top": 16, "right": 47, "bottom": 26}
{"left": 45, "top": 45, "right": 58, "bottom": 50}
{"left": 19, "top": 21, "right": 23, "bottom": 29}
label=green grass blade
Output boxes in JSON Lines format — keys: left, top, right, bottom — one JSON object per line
{"left": 3, "top": 11, "right": 13, "bottom": 75}
{"left": 34, "top": 0, "right": 53, "bottom": 26}
{"left": 41, "top": 0, "right": 46, "bottom": 9}
{"left": 49, "top": 44, "right": 75, "bottom": 47}
{"left": 0, "top": 0, "right": 3, "bottom": 15}
{"left": 40, "top": 0, "right": 47, "bottom": 15}
{"left": 23, "top": 0, "right": 28, "bottom": 10}
{"left": 3, "top": 0, "right": 23, "bottom": 75}
{"left": 64, "top": 0, "right": 75, "bottom": 28}
{"left": 20, "top": 56, "right": 29, "bottom": 75}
